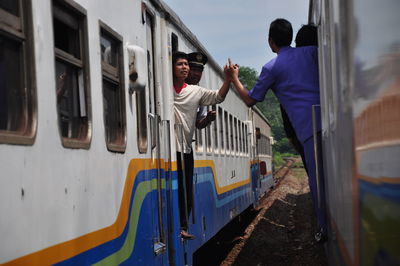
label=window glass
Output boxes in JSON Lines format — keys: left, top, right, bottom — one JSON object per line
{"left": 53, "top": 1, "right": 90, "bottom": 148}
{"left": 195, "top": 128, "right": 203, "bottom": 152}
{"left": 205, "top": 106, "right": 212, "bottom": 153}
{"left": 0, "top": 0, "right": 19, "bottom": 16}
{"left": 224, "top": 110, "right": 229, "bottom": 152}
{"left": 100, "top": 34, "right": 118, "bottom": 67}
{"left": 55, "top": 60, "right": 87, "bottom": 138}
{"left": 238, "top": 121, "right": 242, "bottom": 154}
{"left": 0, "top": 36, "right": 23, "bottom": 131}
{"left": 212, "top": 105, "right": 218, "bottom": 152}
{"left": 53, "top": 18, "right": 81, "bottom": 59}
{"left": 100, "top": 25, "right": 126, "bottom": 152}
{"left": 229, "top": 114, "right": 234, "bottom": 152}
{"left": 0, "top": 0, "right": 36, "bottom": 144}
{"left": 245, "top": 125, "right": 248, "bottom": 154}
{"left": 218, "top": 107, "right": 224, "bottom": 152}
{"left": 234, "top": 117, "right": 238, "bottom": 154}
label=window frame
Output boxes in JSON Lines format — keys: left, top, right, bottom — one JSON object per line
{"left": 224, "top": 110, "right": 229, "bottom": 154}
{"left": 229, "top": 114, "right": 234, "bottom": 155}
{"left": 99, "top": 20, "right": 127, "bottom": 153}
{"left": 52, "top": 0, "right": 92, "bottom": 149}
{"left": 0, "top": 0, "right": 37, "bottom": 145}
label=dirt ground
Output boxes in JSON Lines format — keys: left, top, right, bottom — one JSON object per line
{"left": 221, "top": 159, "right": 328, "bottom": 266}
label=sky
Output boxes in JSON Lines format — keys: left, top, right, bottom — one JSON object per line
{"left": 162, "top": 0, "right": 310, "bottom": 73}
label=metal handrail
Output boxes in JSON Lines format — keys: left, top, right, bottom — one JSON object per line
{"left": 312, "top": 104, "right": 321, "bottom": 208}
{"left": 149, "top": 113, "right": 165, "bottom": 252}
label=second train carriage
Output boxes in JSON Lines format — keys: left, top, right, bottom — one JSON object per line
{"left": 0, "top": 0, "right": 273, "bottom": 265}
{"left": 309, "top": 0, "right": 400, "bottom": 265}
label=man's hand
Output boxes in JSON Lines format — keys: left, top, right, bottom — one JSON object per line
{"left": 205, "top": 110, "right": 216, "bottom": 122}
{"left": 196, "top": 110, "right": 216, "bottom": 129}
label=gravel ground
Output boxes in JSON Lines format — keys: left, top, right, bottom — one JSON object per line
{"left": 221, "top": 161, "right": 328, "bottom": 266}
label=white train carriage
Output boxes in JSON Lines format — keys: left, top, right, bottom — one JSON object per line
{"left": 309, "top": 0, "right": 400, "bottom": 265}
{"left": 0, "top": 0, "right": 273, "bottom": 265}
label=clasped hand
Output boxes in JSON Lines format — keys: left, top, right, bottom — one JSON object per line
{"left": 223, "top": 58, "right": 239, "bottom": 81}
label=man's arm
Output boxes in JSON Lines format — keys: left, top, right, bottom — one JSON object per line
{"left": 230, "top": 65, "right": 257, "bottom": 107}
{"left": 196, "top": 111, "right": 216, "bottom": 129}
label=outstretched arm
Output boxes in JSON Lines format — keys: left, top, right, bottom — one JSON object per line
{"left": 230, "top": 63, "right": 257, "bottom": 107}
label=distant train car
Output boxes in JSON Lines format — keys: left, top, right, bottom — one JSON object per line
{"left": 0, "top": 0, "right": 272, "bottom": 265}
{"left": 309, "top": 0, "right": 400, "bottom": 265}
{"left": 251, "top": 108, "right": 274, "bottom": 203}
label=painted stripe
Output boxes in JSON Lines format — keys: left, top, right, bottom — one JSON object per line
{"left": 194, "top": 160, "right": 250, "bottom": 194}
{"left": 94, "top": 178, "right": 165, "bottom": 265}
{"left": 4, "top": 159, "right": 253, "bottom": 265}
{"left": 5, "top": 159, "right": 157, "bottom": 265}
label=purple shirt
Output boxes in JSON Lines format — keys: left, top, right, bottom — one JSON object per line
{"left": 249, "top": 46, "right": 320, "bottom": 143}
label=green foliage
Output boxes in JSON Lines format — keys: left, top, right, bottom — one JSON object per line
{"left": 238, "top": 66, "right": 258, "bottom": 89}
{"left": 272, "top": 152, "right": 285, "bottom": 169}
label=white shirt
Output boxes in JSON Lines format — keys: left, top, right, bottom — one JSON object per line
{"left": 174, "top": 84, "right": 224, "bottom": 153}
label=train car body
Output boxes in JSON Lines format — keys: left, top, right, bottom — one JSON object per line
{"left": 250, "top": 108, "right": 274, "bottom": 203}
{"left": 309, "top": 0, "right": 400, "bottom": 265}
{"left": 0, "top": 0, "right": 272, "bottom": 265}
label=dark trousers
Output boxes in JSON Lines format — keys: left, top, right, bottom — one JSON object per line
{"left": 303, "top": 132, "right": 327, "bottom": 232}
{"left": 176, "top": 150, "right": 194, "bottom": 229}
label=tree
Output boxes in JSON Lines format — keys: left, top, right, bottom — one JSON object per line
{"left": 238, "top": 66, "right": 258, "bottom": 90}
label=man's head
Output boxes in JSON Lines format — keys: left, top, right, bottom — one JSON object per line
{"left": 172, "top": 51, "right": 189, "bottom": 80}
{"left": 295, "top": 24, "right": 318, "bottom": 47}
{"left": 186, "top": 52, "right": 208, "bottom": 85}
{"left": 268, "top": 18, "right": 293, "bottom": 52}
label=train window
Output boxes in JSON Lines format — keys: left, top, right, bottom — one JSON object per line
{"left": 171, "top": 32, "right": 178, "bottom": 53}
{"left": 100, "top": 22, "right": 126, "bottom": 152}
{"left": 0, "top": 0, "right": 19, "bottom": 16}
{"left": 229, "top": 114, "right": 234, "bottom": 154}
{"left": 205, "top": 107, "right": 212, "bottom": 153}
{"left": 0, "top": 0, "right": 37, "bottom": 145}
{"left": 244, "top": 124, "right": 248, "bottom": 155}
{"left": 224, "top": 110, "right": 229, "bottom": 153}
{"left": 195, "top": 128, "right": 203, "bottom": 152}
{"left": 238, "top": 121, "right": 242, "bottom": 155}
{"left": 218, "top": 107, "right": 224, "bottom": 153}
{"left": 53, "top": 0, "right": 91, "bottom": 149}
{"left": 212, "top": 105, "right": 218, "bottom": 152}
{"left": 242, "top": 123, "right": 245, "bottom": 155}
{"left": 234, "top": 117, "right": 238, "bottom": 155}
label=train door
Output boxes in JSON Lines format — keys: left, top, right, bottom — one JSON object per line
{"left": 145, "top": 10, "right": 168, "bottom": 259}
{"left": 247, "top": 115, "right": 260, "bottom": 203}
{"left": 253, "top": 127, "right": 262, "bottom": 199}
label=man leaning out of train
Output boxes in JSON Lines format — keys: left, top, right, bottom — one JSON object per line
{"left": 227, "top": 19, "right": 327, "bottom": 243}
{"left": 173, "top": 51, "right": 231, "bottom": 240}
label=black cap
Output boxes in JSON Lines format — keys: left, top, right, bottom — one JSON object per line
{"left": 187, "top": 52, "right": 208, "bottom": 70}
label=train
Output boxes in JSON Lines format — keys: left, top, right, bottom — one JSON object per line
{"left": 309, "top": 0, "right": 400, "bottom": 265}
{"left": 0, "top": 0, "right": 273, "bottom": 265}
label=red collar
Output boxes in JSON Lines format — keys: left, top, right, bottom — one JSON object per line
{"left": 174, "top": 83, "right": 187, "bottom": 94}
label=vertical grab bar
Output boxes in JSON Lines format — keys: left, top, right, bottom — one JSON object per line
{"left": 149, "top": 113, "right": 165, "bottom": 254}
{"left": 312, "top": 104, "right": 321, "bottom": 208}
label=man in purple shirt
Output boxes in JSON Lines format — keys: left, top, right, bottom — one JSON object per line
{"left": 229, "top": 18, "right": 326, "bottom": 242}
